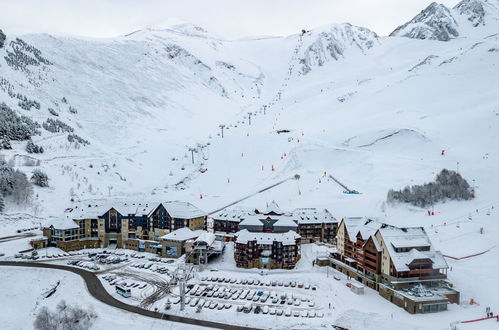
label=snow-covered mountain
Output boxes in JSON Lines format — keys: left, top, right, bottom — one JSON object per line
{"left": 390, "top": 0, "right": 499, "bottom": 41}
{"left": 298, "top": 24, "right": 378, "bottom": 74}
{"left": 390, "top": 2, "right": 459, "bottom": 41}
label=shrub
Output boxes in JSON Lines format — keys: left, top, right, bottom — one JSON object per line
{"left": 48, "top": 107, "right": 59, "bottom": 116}
{"left": 31, "top": 169, "right": 48, "bottom": 187}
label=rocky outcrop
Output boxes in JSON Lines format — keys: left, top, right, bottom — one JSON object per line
{"left": 390, "top": 2, "right": 459, "bottom": 41}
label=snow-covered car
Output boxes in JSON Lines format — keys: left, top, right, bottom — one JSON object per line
{"left": 284, "top": 308, "right": 291, "bottom": 317}
{"left": 276, "top": 309, "right": 283, "bottom": 316}
{"left": 308, "top": 310, "right": 316, "bottom": 318}
{"left": 262, "top": 306, "right": 269, "bottom": 314}
{"left": 301, "top": 310, "right": 308, "bottom": 317}
{"left": 269, "top": 308, "right": 276, "bottom": 315}
{"left": 308, "top": 301, "right": 315, "bottom": 307}
{"left": 189, "top": 298, "right": 199, "bottom": 307}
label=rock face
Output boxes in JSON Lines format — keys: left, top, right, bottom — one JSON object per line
{"left": 299, "top": 24, "right": 378, "bottom": 74}
{"left": 390, "top": 2, "right": 459, "bottom": 41}
{"left": 454, "top": 0, "right": 499, "bottom": 26}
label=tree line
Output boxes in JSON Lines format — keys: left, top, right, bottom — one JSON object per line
{"left": 387, "top": 169, "right": 473, "bottom": 208}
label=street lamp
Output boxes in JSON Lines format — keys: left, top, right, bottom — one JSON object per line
{"left": 247, "top": 112, "right": 252, "bottom": 125}
{"left": 219, "top": 124, "right": 225, "bottom": 138}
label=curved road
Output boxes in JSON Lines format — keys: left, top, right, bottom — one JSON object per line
{"left": 0, "top": 261, "right": 259, "bottom": 330}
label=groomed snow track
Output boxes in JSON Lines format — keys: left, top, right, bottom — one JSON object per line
{"left": 0, "top": 261, "right": 259, "bottom": 330}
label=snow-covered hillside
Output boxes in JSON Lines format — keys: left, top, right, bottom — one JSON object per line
{"left": 1, "top": 1, "right": 499, "bottom": 328}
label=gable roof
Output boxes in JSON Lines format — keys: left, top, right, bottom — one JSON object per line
{"left": 342, "top": 217, "right": 382, "bottom": 242}
{"left": 162, "top": 201, "right": 206, "bottom": 219}
{"left": 212, "top": 207, "right": 251, "bottom": 223}
{"left": 377, "top": 226, "right": 447, "bottom": 272}
{"left": 235, "top": 229, "right": 300, "bottom": 246}
{"left": 292, "top": 208, "right": 337, "bottom": 224}
{"left": 263, "top": 200, "right": 284, "bottom": 215}
{"left": 161, "top": 227, "right": 205, "bottom": 241}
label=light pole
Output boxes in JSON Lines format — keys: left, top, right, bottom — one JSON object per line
{"left": 188, "top": 147, "right": 196, "bottom": 164}
{"left": 263, "top": 105, "right": 266, "bottom": 115}
{"left": 456, "top": 161, "right": 460, "bottom": 173}
{"left": 247, "top": 112, "right": 252, "bottom": 125}
{"left": 219, "top": 124, "right": 225, "bottom": 138}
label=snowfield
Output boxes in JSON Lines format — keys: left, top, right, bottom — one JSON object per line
{"left": 1, "top": 0, "right": 499, "bottom": 329}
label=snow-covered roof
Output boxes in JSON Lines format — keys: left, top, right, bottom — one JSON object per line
{"left": 235, "top": 229, "right": 300, "bottom": 246}
{"left": 212, "top": 207, "right": 252, "bottom": 223}
{"left": 194, "top": 232, "right": 216, "bottom": 247}
{"left": 377, "top": 226, "right": 448, "bottom": 272}
{"left": 45, "top": 217, "right": 79, "bottom": 230}
{"left": 69, "top": 200, "right": 158, "bottom": 219}
{"left": 263, "top": 200, "right": 284, "bottom": 215}
{"left": 292, "top": 208, "right": 337, "bottom": 224}
{"left": 67, "top": 200, "right": 205, "bottom": 220}
{"left": 342, "top": 217, "right": 382, "bottom": 241}
{"left": 161, "top": 227, "right": 204, "bottom": 241}
{"left": 239, "top": 214, "right": 298, "bottom": 229}
{"left": 162, "top": 201, "right": 206, "bottom": 219}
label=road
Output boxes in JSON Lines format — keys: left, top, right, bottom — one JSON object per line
{"left": 0, "top": 232, "right": 37, "bottom": 243}
{"left": 0, "top": 261, "right": 259, "bottom": 330}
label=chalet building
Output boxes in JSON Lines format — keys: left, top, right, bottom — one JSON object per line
{"left": 33, "top": 201, "right": 206, "bottom": 253}
{"left": 328, "top": 218, "right": 459, "bottom": 313}
{"left": 213, "top": 201, "right": 338, "bottom": 243}
{"left": 234, "top": 229, "right": 301, "bottom": 269}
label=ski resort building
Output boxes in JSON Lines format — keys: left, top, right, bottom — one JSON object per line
{"left": 160, "top": 227, "right": 206, "bottom": 258}
{"left": 327, "top": 218, "right": 460, "bottom": 313}
{"left": 34, "top": 201, "right": 207, "bottom": 253}
{"left": 213, "top": 201, "right": 337, "bottom": 243}
{"left": 292, "top": 208, "right": 337, "bottom": 243}
{"left": 212, "top": 207, "right": 251, "bottom": 234}
{"left": 234, "top": 229, "right": 301, "bottom": 269}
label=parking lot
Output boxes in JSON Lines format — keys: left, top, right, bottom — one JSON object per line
{"left": 163, "top": 274, "right": 325, "bottom": 319}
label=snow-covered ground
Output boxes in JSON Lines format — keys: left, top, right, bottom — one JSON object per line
{"left": 0, "top": 265, "right": 201, "bottom": 329}
{"left": 1, "top": 0, "right": 499, "bottom": 329}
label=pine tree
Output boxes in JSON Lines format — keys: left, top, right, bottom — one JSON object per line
{"left": 0, "top": 195, "right": 5, "bottom": 212}
{"left": 31, "top": 169, "right": 49, "bottom": 187}
{"left": 0, "top": 29, "right": 6, "bottom": 48}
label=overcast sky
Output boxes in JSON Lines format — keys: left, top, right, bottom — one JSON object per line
{"left": 0, "top": 0, "right": 461, "bottom": 39}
